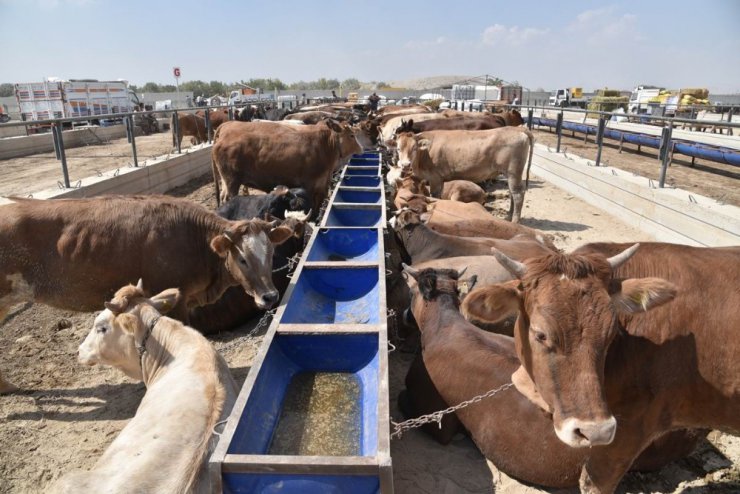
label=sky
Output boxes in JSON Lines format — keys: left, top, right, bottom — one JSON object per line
{"left": 1, "top": 0, "right": 739, "bottom": 93}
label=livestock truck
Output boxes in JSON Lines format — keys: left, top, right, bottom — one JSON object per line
{"left": 14, "top": 79, "right": 140, "bottom": 128}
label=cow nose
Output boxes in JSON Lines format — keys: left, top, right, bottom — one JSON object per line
{"left": 261, "top": 291, "right": 280, "bottom": 308}
{"left": 556, "top": 416, "right": 617, "bottom": 447}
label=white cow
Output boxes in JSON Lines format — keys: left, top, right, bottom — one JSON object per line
{"left": 47, "top": 281, "right": 237, "bottom": 494}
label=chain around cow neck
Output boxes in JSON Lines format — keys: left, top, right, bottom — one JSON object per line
{"left": 137, "top": 315, "right": 161, "bottom": 371}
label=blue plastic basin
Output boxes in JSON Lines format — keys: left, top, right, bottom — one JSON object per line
{"left": 306, "top": 228, "right": 379, "bottom": 262}
{"left": 341, "top": 176, "right": 382, "bottom": 188}
{"left": 324, "top": 206, "right": 382, "bottom": 227}
{"left": 281, "top": 267, "right": 380, "bottom": 324}
{"left": 335, "top": 188, "right": 382, "bottom": 204}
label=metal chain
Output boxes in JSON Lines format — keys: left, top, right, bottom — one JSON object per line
{"left": 216, "top": 308, "right": 276, "bottom": 355}
{"left": 272, "top": 252, "right": 302, "bottom": 273}
{"left": 390, "top": 383, "right": 514, "bottom": 439}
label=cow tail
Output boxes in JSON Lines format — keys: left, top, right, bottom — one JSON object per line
{"left": 212, "top": 146, "right": 222, "bottom": 207}
{"left": 525, "top": 129, "right": 535, "bottom": 190}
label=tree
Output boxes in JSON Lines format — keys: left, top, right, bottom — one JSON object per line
{"left": 181, "top": 80, "right": 210, "bottom": 97}
{"left": 341, "top": 78, "right": 361, "bottom": 90}
{"left": 142, "top": 82, "right": 161, "bottom": 93}
{"left": 0, "top": 83, "right": 14, "bottom": 97}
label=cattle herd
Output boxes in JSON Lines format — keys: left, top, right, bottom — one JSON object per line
{"left": 0, "top": 99, "right": 738, "bottom": 494}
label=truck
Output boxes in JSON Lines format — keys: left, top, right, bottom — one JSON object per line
{"left": 15, "top": 79, "right": 140, "bottom": 126}
{"left": 628, "top": 85, "right": 662, "bottom": 114}
{"left": 549, "top": 87, "right": 589, "bottom": 108}
{"left": 228, "top": 86, "right": 259, "bottom": 106}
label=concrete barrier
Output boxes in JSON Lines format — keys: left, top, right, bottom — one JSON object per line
{"left": 0, "top": 124, "right": 134, "bottom": 159}
{"left": 0, "top": 145, "right": 212, "bottom": 205}
{"left": 530, "top": 144, "right": 740, "bottom": 247}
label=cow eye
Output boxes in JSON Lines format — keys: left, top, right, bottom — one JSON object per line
{"left": 97, "top": 325, "right": 108, "bottom": 334}
{"left": 533, "top": 330, "right": 547, "bottom": 343}
{"left": 238, "top": 257, "right": 247, "bottom": 265}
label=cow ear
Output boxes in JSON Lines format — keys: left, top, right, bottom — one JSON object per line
{"left": 611, "top": 278, "right": 676, "bottom": 315}
{"left": 149, "top": 288, "right": 181, "bottom": 315}
{"left": 461, "top": 280, "right": 521, "bottom": 325}
{"left": 268, "top": 225, "right": 292, "bottom": 245}
{"left": 417, "top": 138, "right": 431, "bottom": 151}
{"left": 272, "top": 185, "right": 289, "bottom": 196}
{"left": 325, "top": 119, "right": 341, "bottom": 132}
{"left": 210, "top": 234, "right": 231, "bottom": 258}
{"left": 116, "top": 313, "right": 140, "bottom": 336}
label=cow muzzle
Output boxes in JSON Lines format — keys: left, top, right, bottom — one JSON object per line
{"left": 256, "top": 290, "right": 280, "bottom": 309}
{"left": 555, "top": 416, "right": 617, "bottom": 448}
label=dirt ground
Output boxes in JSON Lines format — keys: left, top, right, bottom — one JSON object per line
{"left": 0, "top": 132, "right": 187, "bottom": 198}
{"left": 530, "top": 126, "right": 740, "bottom": 207}
{"left": 0, "top": 160, "right": 738, "bottom": 493}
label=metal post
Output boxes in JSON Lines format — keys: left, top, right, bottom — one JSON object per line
{"left": 594, "top": 116, "right": 606, "bottom": 167}
{"left": 728, "top": 108, "right": 734, "bottom": 136}
{"left": 228, "top": 106, "right": 234, "bottom": 121}
{"left": 658, "top": 125, "right": 673, "bottom": 188}
{"left": 205, "top": 109, "right": 212, "bottom": 143}
{"left": 52, "top": 123, "right": 71, "bottom": 188}
{"left": 126, "top": 115, "right": 138, "bottom": 167}
{"left": 556, "top": 111, "right": 563, "bottom": 153}
{"left": 173, "top": 110, "right": 181, "bottom": 154}
{"left": 527, "top": 108, "right": 533, "bottom": 130}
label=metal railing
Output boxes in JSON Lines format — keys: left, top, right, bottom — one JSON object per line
{"left": 511, "top": 104, "right": 740, "bottom": 188}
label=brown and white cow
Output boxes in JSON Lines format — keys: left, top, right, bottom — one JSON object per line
{"left": 47, "top": 282, "right": 237, "bottom": 493}
{"left": 0, "top": 195, "right": 292, "bottom": 393}
{"left": 172, "top": 112, "right": 207, "bottom": 149}
{"left": 466, "top": 242, "right": 740, "bottom": 493}
{"left": 211, "top": 119, "right": 362, "bottom": 209}
{"left": 399, "top": 265, "right": 704, "bottom": 489}
{"left": 396, "top": 127, "right": 535, "bottom": 222}
{"left": 393, "top": 110, "right": 524, "bottom": 136}
{"left": 196, "top": 108, "right": 230, "bottom": 131}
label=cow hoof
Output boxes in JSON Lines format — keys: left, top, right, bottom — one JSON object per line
{"left": 0, "top": 381, "right": 19, "bottom": 395}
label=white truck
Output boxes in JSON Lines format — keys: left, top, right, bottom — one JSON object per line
{"left": 14, "top": 79, "right": 140, "bottom": 125}
{"left": 549, "top": 87, "right": 589, "bottom": 108}
{"left": 628, "top": 85, "right": 662, "bottom": 114}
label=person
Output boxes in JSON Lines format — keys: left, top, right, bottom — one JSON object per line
{"left": 368, "top": 92, "right": 381, "bottom": 112}
{"left": 331, "top": 90, "right": 338, "bottom": 100}
{"left": 512, "top": 94, "right": 520, "bottom": 106}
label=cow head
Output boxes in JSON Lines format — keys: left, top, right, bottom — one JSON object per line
{"left": 472, "top": 244, "right": 677, "bottom": 448}
{"left": 78, "top": 280, "right": 181, "bottom": 380}
{"left": 396, "top": 132, "right": 431, "bottom": 172}
{"left": 352, "top": 122, "right": 375, "bottom": 150}
{"left": 210, "top": 219, "right": 293, "bottom": 309}
{"left": 325, "top": 119, "right": 362, "bottom": 165}
{"left": 402, "top": 265, "right": 475, "bottom": 327}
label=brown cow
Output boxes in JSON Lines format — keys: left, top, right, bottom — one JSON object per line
{"left": 465, "top": 242, "right": 740, "bottom": 493}
{"left": 0, "top": 195, "right": 292, "bottom": 393}
{"left": 396, "top": 127, "right": 535, "bottom": 222}
{"left": 172, "top": 112, "right": 207, "bottom": 149}
{"left": 399, "top": 265, "right": 703, "bottom": 489}
{"left": 393, "top": 110, "right": 524, "bottom": 135}
{"left": 196, "top": 108, "right": 229, "bottom": 131}
{"left": 441, "top": 180, "right": 486, "bottom": 204}
{"left": 390, "top": 209, "right": 552, "bottom": 264}
{"left": 393, "top": 174, "right": 486, "bottom": 208}
{"left": 211, "top": 119, "right": 362, "bottom": 209}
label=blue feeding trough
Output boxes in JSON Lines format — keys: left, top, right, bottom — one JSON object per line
{"left": 306, "top": 228, "right": 380, "bottom": 262}
{"left": 345, "top": 166, "right": 381, "bottom": 176}
{"left": 323, "top": 205, "right": 383, "bottom": 228}
{"left": 341, "top": 175, "right": 382, "bottom": 188}
{"left": 334, "top": 187, "right": 382, "bottom": 204}
{"left": 209, "top": 150, "right": 392, "bottom": 494}
{"left": 281, "top": 267, "right": 380, "bottom": 324}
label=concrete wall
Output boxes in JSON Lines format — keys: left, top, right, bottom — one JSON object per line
{"left": 0, "top": 124, "right": 132, "bottom": 159}
{"left": 530, "top": 144, "right": 740, "bottom": 247}
{"left": 0, "top": 145, "right": 212, "bottom": 206}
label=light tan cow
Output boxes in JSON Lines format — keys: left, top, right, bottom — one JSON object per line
{"left": 47, "top": 282, "right": 237, "bottom": 494}
{"left": 396, "top": 127, "right": 535, "bottom": 223}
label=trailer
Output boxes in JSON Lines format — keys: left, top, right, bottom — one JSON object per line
{"left": 14, "top": 79, "right": 140, "bottom": 128}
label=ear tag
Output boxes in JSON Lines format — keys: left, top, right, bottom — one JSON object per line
{"left": 459, "top": 281, "right": 470, "bottom": 295}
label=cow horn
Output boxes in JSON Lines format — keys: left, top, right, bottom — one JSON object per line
{"left": 457, "top": 266, "right": 468, "bottom": 278}
{"left": 606, "top": 243, "right": 640, "bottom": 270}
{"left": 105, "top": 297, "right": 128, "bottom": 314}
{"left": 401, "top": 263, "right": 420, "bottom": 278}
{"left": 136, "top": 278, "right": 144, "bottom": 292}
{"left": 492, "top": 248, "right": 527, "bottom": 279}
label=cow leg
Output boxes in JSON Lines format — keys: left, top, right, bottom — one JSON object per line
{"left": 507, "top": 177, "right": 525, "bottom": 223}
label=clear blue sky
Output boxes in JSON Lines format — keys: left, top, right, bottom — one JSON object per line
{"left": 1, "top": 0, "right": 738, "bottom": 93}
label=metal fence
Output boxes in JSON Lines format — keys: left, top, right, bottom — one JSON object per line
{"left": 513, "top": 104, "right": 740, "bottom": 188}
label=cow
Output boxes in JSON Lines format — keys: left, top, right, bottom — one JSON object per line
{"left": 463, "top": 242, "right": 740, "bottom": 493}
{"left": 47, "top": 282, "right": 237, "bottom": 493}
{"left": 441, "top": 180, "right": 486, "bottom": 204}
{"left": 171, "top": 112, "right": 207, "bottom": 149}
{"left": 393, "top": 110, "right": 524, "bottom": 136}
{"left": 396, "top": 127, "right": 535, "bottom": 222}
{"left": 394, "top": 173, "right": 486, "bottom": 208}
{"left": 235, "top": 105, "right": 266, "bottom": 122}
{"left": 188, "top": 216, "right": 306, "bottom": 335}
{"left": 216, "top": 186, "right": 312, "bottom": 222}
{"left": 196, "top": 108, "right": 230, "bottom": 132}
{"left": 390, "top": 209, "right": 552, "bottom": 265}
{"left": 398, "top": 265, "right": 704, "bottom": 489}
{"left": 0, "top": 195, "right": 292, "bottom": 394}
{"left": 211, "top": 119, "right": 362, "bottom": 210}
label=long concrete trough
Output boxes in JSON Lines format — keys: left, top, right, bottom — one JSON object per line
{"left": 209, "top": 151, "right": 393, "bottom": 494}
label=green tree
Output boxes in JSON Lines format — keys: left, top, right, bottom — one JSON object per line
{"left": 181, "top": 80, "right": 210, "bottom": 97}
{"left": 161, "top": 84, "right": 176, "bottom": 92}
{"left": 0, "top": 83, "right": 14, "bottom": 97}
{"left": 208, "top": 80, "right": 226, "bottom": 96}
{"left": 142, "top": 82, "right": 161, "bottom": 93}
{"left": 341, "top": 78, "right": 361, "bottom": 90}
